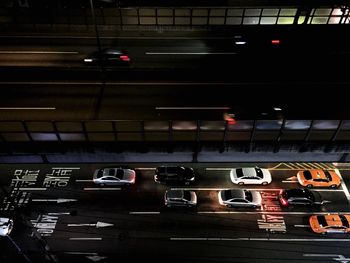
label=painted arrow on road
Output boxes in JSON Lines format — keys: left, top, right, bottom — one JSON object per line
{"left": 67, "top": 221, "right": 114, "bottom": 228}
{"left": 32, "top": 198, "right": 77, "bottom": 203}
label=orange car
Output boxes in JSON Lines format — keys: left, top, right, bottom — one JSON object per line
{"left": 309, "top": 214, "right": 350, "bottom": 234}
{"left": 297, "top": 169, "right": 341, "bottom": 188}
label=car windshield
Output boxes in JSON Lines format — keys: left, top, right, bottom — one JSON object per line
{"left": 116, "top": 169, "right": 124, "bottom": 179}
{"left": 224, "top": 190, "right": 233, "bottom": 200}
{"left": 340, "top": 215, "right": 350, "bottom": 228}
{"left": 244, "top": 190, "right": 253, "bottom": 202}
{"left": 317, "top": 216, "right": 328, "bottom": 227}
{"left": 236, "top": 169, "right": 244, "bottom": 178}
{"left": 324, "top": 170, "right": 333, "bottom": 181}
{"left": 183, "top": 191, "right": 191, "bottom": 201}
{"left": 254, "top": 168, "right": 263, "bottom": 179}
{"left": 303, "top": 170, "right": 312, "bottom": 180}
{"left": 305, "top": 191, "right": 315, "bottom": 202}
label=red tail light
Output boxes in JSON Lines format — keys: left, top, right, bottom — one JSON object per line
{"left": 280, "top": 198, "right": 288, "bottom": 206}
{"left": 271, "top": 39, "right": 280, "bottom": 45}
{"left": 120, "top": 55, "right": 130, "bottom": 62}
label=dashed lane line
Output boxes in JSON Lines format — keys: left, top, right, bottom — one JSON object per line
{"left": 129, "top": 212, "right": 160, "bottom": 215}
{"left": 198, "top": 211, "right": 348, "bottom": 215}
{"left": 170, "top": 237, "right": 350, "bottom": 241}
{"left": 83, "top": 188, "right": 121, "bottom": 191}
{"left": 69, "top": 238, "right": 102, "bottom": 241}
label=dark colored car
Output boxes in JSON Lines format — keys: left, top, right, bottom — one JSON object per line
{"left": 278, "top": 188, "right": 329, "bottom": 207}
{"left": 154, "top": 166, "right": 195, "bottom": 185}
{"left": 84, "top": 48, "right": 130, "bottom": 65}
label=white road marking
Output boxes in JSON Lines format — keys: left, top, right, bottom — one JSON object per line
{"left": 304, "top": 254, "right": 350, "bottom": 263}
{"left": 198, "top": 211, "right": 347, "bottom": 215}
{"left": 0, "top": 51, "right": 78, "bottom": 54}
{"left": 129, "top": 212, "right": 160, "bottom": 215}
{"left": 146, "top": 52, "right": 237, "bottom": 55}
{"left": 83, "top": 188, "right": 121, "bottom": 191}
{"left": 69, "top": 238, "right": 102, "bottom": 241}
{"left": 156, "top": 107, "right": 230, "bottom": 110}
{"left": 171, "top": 237, "right": 350, "bottom": 241}
{"left": 171, "top": 188, "right": 281, "bottom": 191}
{"left": 68, "top": 222, "right": 114, "bottom": 228}
{"left": 64, "top": 252, "right": 98, "bottom": 255}
{"left": 75, "top": 179, "right": 93, "bottom": 182}
{"left": 32, "top": 198, "right": 77, "bottom": 203}
{"left": 48, "top": 212, "right": 71, "bottom": 215}
{"left": 19, "top": 187, "right": 47, "bottom": 191}
{"left": 335, "top": 169, "right": 350, "bottom": 202}
{"left": 294, "top": 225, "right": 310, "bottom": 228}
{"left": 135, "top": 168, "right": 156, "bottom": 170}
{"left": 205, "top": 168, "right": 232, "bottom": 171}
{"left": 52, "top": 167, "right": 80, "bottom": 169}
{"left": 0, "top": 107, "right": 55, "bottom": 110}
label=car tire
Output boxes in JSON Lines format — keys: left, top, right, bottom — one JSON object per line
{"left": 306, "top": 184, "right": 313, "bottom": 188}
{"left": 238, "top": 182, "right": 244, "bottom": 186}
{"left": 262, "top": 182, "right": 268, "bottom": 186}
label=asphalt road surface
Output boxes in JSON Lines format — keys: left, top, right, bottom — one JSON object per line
{"left": 1, "top": 162, "right": 350, "bottom": 262}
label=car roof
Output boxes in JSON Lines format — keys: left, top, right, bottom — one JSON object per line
{"left": 286, "top": 188, "right": 311, "bottom": 197}
{"left": 225, "top": 189, "right": 245, "bottom": 199}
{"left": 167, "top": 190, "right": 184, "bottom": 198}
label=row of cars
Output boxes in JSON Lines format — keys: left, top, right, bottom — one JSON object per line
{"left": 92, "top": 165, "right": 349, "bottom": 234}
{"left": 92, "top": 166, "right": 342, "bottom": 188}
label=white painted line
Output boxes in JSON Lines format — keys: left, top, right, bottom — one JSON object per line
{"left": 171, "top": 237, "right": 207, "bottom": 241}
{"left": 52, "top": 167, "right": 80, "bottom": 169}
{"left": 0, "top": 51, "right": 78, "bottom": 54}
{"left": 64, "top": 252, "right": 98, "bottom": 255}
{"left": 198, "top": 211, "right": 347, "bottom": 215}
{"left": 129, "top": 212, "right": 160, "bottom": 215}
{"left": 83, "top": 188, "right": 121, "bottom": 191}
{"left": 156, "top": 107, "right": 230, "bottom": 110}
{"left": 75, "top": 179, "right": 93, "bottom": 182}
{"left": 205, "top": 168, "right": 232, "bottom": 171}
{"left": 171, "top": 188, "right": 282, "bottom": 191}
{"left": 294, "top": 225, "right": 310, "bottom": 228}
{"left": 19, "top": 187, "right": 47, "bottom": 191}
{"left": 48, "top": 212, "right": 71, "bottom": 215}
{"left": 335, "top": 169, "right": 350, "bottom": 202}
{"left": 146, "top": 52, "right": 237, "bottom": 55}
{"left": 135, "top": 168, "right": 156, "bottom": 170}
{"left": 312, "top": 189, "right": 344, "bottom": 192}
{"left": 250, "top": 238, "right": 350, "bottom": 242}
{"left": 69, "top": 238, "right": 102, "bottom": 241}
{"left": 0, "top": 107, "right": 56, "bottom": 110}
{"left": 170, "top": 237, "right": 350, "bottom": 241}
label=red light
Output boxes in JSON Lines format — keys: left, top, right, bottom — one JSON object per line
{"left": 280, "top": 198, "right": 288, "bottom": 206}
{"left": 227, "top": 118, "right": 236, "bottom": 125}
{"left": 271, "top": 39, "right": 280, "bottom": 45}
{"left": 120, "top": 55, "right": 130, "bottom": 62}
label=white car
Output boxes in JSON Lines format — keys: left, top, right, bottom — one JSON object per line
{"left": 230, "top": 167, "right": 271, "bottom": 185}
{"left": 218, "top": 189, "right": 262, "bottom": 208}
{"left": 0, "top": 217, "right": 13, "bottom": 237}
{"left": 93, "top": 167, "right": 136, "bottom": 186}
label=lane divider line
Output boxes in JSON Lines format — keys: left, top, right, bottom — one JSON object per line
{"left": 69, "top": 238, "right": 102, "bottom": 241}
{"left": 129, "top": 212, "right": 160, "bottom": 215}
{"left": 83, "top": 188, "right": 121, "bottom": 191}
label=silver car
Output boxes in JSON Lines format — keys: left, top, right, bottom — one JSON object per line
{"left": 164, "top": 190, "right": 197, "bottom": 208}
{"left": 0, "top": 217, "right": 13, "bottom": 237}
{"left": 93, "top": 167, "right": 136, "bottom": 186}
{"left": 218, "top": 189, "right": 262, "bottom": 208}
